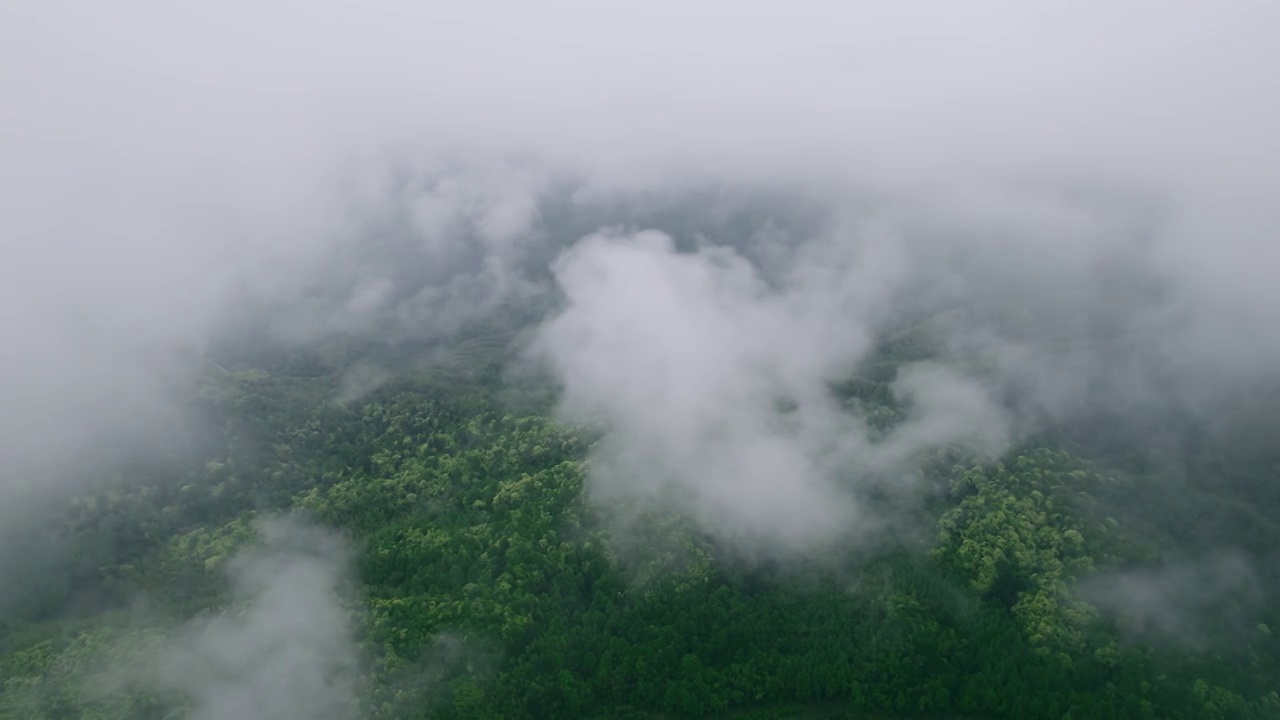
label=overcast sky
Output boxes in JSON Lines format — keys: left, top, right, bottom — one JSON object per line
{"left": 6, "top": 2, "right": 1277, "bottom": 182}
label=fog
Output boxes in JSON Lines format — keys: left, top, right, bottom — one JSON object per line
{"left": 1077, "top": 551, "right": 1262, "bottom": 649}
{"left": 140, "top": 518, "right": 362, "bottom": 720}
{"left": 529, "top": 226, "right": 1010, "bottom": 551}
{"left": 3, "top": 0, "right": 1280, "bottom": 649}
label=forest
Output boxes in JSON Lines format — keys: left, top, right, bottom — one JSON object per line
{"left": 4, "top": 7, "right": 1280, "bottom": 716}
{"left": 1, "top": 295, "right": 1278, "bottom": 719}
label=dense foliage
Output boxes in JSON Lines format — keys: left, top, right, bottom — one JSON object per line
{"left": 2, "top": 329, "right": 1279, "bottom": 720}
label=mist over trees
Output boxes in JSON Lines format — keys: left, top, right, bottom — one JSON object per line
{"left": 3, "top": 2, "right": 1280, "bottom": 719}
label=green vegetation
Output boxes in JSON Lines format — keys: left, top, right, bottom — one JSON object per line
{"left": 2, "top": 330, "right": 1279, "bottom": 720}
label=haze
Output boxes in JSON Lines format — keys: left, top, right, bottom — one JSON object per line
{"left": 5, "top": 3, "right": 1280, "bottom": 716}
{"left": 1, "top": 0, "right": 1276, "bottom": 528}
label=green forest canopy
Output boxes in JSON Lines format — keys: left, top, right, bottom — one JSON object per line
{"left": 1, "top": 322, "right": 1278, "bottom": 720}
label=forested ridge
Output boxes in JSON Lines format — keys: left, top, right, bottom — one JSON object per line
{"left": 1, "top": 322, "right": 1278, "bottom": 720}
{"left": 9, "top": 0, "right": 1280, "bottom": 716}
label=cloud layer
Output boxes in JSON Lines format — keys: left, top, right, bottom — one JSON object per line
{"left": 140, "top": 518, "right": 361, "bottom": 720}
{"left": 3, "top": 1, "right": 1280, "bottom": 551}
{"left": 531, "top": 226, "right": 1009, "bottom": 549}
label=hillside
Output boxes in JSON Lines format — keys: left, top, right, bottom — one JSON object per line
{"left": 2, "top": 323, "right": 1277, "bottom": 720}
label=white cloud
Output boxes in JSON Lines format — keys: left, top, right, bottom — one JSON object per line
{"left": 531, "top": 226, "right": 1008, "bottom": 549}
{"left": 2, "top": 0, "right": 1279, "bottom": 551}
{"left": 143, "top": 518, "right": 361, "bottom": 720}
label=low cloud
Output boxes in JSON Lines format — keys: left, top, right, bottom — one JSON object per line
{"left": 130, "top": 517, "right": 363, "bottom": 720}
{"left": 3, "top": 0, "right": 1280, "bottom": 570}
{"left": 1077, "top": 551, "right": 1263, "bottom": 648}
{"left": 530, "top": 226, "right": 1010, "bottom": 551}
